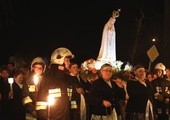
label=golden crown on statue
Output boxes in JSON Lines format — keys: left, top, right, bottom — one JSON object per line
{"left": 112, "top": 9, "right": 121, "bottom": 19}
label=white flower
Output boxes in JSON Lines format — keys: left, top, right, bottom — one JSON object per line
{"left": 112, "top": 60, "right": 123, "bottom": 72}
{"left": 81, "top": 59, "right": 96, "bottom": 71}
{"left": 124, "top": 62, "right": 133, "bottom": 71}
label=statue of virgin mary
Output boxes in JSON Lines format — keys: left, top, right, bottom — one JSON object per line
{"left": 97, "top": 9, "right": 120, "bottom": 65}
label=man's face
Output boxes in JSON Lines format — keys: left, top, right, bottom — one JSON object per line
{"left": 33, "top": 64, "right": 43, "bottom": 75}
{"left": 155, "top": 69, "right": 163, "bottom": 77}
{"left": 166, "top": 69, "right": 170, "bottom": 78}
{"left": 64, "top": 57, "right": 71, "bottom": 70}
{"left": 1, "top": 70, "right": 10, "bottom": 79}
{"left": 135, "top": 67, "right": 146, "bottom": 80}
{"left": 69, "top": 64, "right": 79, "bottom": 75}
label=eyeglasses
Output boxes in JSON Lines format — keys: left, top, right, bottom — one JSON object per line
{"left": 102, "top": 70, "right": 112, "bottom": 72}
{"left": 33, "top": 67, "right": 43, "bottom": 70}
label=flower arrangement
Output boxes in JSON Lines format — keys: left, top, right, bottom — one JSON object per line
{"left": 112, "top": 61, "right": 133, "bottom": 81}
{"left": 79, "top": 58, "right": 133, "bottom": 82}
{"left": 80, "top": 59, "right": 99, "bottom": 82}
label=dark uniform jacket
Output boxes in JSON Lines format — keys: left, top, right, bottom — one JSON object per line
{"left": 36, "top": 68, "right": 71, "bottom": 120}
{"left": 22, "top": 72, "right": 43, "bottom": 114}
{"left": 151, "top": 77, "right": 170, "bottom": 120}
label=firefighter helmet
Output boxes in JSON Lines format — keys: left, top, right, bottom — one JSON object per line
{"left": 31, "top": 57, "right": 46, "bottom": 73}
{"left": 154, "top": 63, "right": 166, "bottom": 71}
{"left": 50, "top": 47, "right": 74, "bottom": 65}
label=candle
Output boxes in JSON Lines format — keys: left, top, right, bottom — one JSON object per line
{"left": 33, "top": 74, "right": 39, "bottom": 100}
{"left": 48, "top": 95, "right": 55, "bottom": 106}
{"left": 8, "top": 78, "right": 14, "bottom": 92}
{"left": 34, "top": 74, "right": 39, "bottom": 85}
{"left": 8, "top": 78, "right": 14, "bottom": 99}
{"left": 47, "top": 95, "right": 55, "bottom": 120}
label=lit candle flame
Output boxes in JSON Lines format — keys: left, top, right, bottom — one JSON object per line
{"left": 8, "top": 78, "right": 14, "bottom": 84}
{"left": 48, "top": 95, "right": 55, "bottom": 106}
{"left": 34, "top": 74, "right": 39, "bottom": 85}
{"left": 8, "top": 78, "right": 14, "bottom": 98}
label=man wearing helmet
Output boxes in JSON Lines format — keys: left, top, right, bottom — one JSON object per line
{"left": 151, "top": 63, "right": 170, "bottom": 120}
{"left": 36, "top": 47, "right": 74, "bottom": 120}
{"left": 22, "top": 57, "right": 47, "bottom": 119}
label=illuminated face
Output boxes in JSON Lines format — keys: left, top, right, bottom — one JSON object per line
{"left": 101, "top": 67, "right": 113, "bottom": 81}
{"left": 33, "top": 64, "right": 43, "bottom": 75}
{"left": 69, "top": 64, "right": 79, "bottom": 76}
{"left": 135, "top": 68, "right": 146, "bottom": 80}
{"left": 155, "top": 69, "right": 163, "bottom": 77}
{"left": 64, "top": 57, "right": 71, "bottom": 70}
{"left": 15, "top": 74, "right": 24, "bottom": 84}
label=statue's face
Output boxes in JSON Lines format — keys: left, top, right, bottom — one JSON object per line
{"left": 110, "top": 18, "right": 116, "bottom": 25}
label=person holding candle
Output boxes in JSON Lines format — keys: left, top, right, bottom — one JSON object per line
{"left": 8, "top": 69, "right": 26, "bottom": 120}
{"left": 22, "top": 57, "right": 46, "bottom": 119}
{"left": 36, "top": 47, "right": 74, "bottom": 120}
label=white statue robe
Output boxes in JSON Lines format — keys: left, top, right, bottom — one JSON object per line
{"left": 97, "top": 17, "right": 116, "bottom": 64}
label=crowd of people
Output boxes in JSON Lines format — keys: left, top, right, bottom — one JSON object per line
{"left": 0, "top": 47, "right": 170, "bottom": 120}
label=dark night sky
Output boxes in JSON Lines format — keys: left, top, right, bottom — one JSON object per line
{"left": 0, "top": 0, "right": 165, "bottom": 69}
